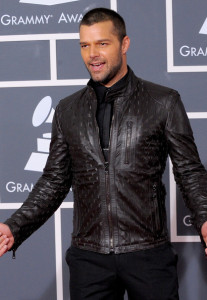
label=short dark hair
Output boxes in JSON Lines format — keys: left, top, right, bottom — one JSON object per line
{"left": 80, "top": 8, "right": 127, "bottom": 42}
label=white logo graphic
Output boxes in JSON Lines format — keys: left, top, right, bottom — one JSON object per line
{"left": 19, "top": 0, "right": 80, "bottom": 5}
{"left": 180, "top": 45, "right": 207, "bottom": 57}
{"left": 166, "top": 1, "right": 207, "bottom": 72}
{"left": 6, "top": 182, "right": 34, "bottom": 193}
{"left": 183, "top": 215, "right": 192, "bottom": 227}
{"left": 24, "top": 96, "right": 55, "bottom": 172}
{"left": 199, "top": 17, "right": 207, "bottom": 34}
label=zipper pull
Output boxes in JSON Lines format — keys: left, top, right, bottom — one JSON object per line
{"left": 104, "top": 162, "right": 109, "bottom": 173}
{"left": 105, "top": 88, "right": 111, "bottom": 100}
{"left": 12, "top": 250, "right": 16, "bottom": 259}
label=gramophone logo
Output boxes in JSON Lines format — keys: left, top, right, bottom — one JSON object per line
{"left": 19, "top": 0, "right": 80, "bottom": 5}
{"left": 199, "top": 17, "right": 207, "bottom": 34}
{"left": 24, "top": 96, "right": 55, "bottom": 172}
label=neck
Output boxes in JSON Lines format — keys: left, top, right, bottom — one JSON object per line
{"left": 103, "top": 58, "right": 128, "bottom": 87}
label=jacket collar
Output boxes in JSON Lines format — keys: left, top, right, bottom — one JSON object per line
{"left": 87, "top": 66, "right": 139, "bottom": 102}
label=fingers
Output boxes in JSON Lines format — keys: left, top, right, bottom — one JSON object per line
{"left": 201, "top": 222, "right": 207, "bottom": 256}
{"left": 204, "top": 237, "right": 207, "bottom": 251}
{"left": 205, "top": 239, "right": 207, "bottom": 256}
{"left": 0, "top": 233, "right": 10, "bottom": 257}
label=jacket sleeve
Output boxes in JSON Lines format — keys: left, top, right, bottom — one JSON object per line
{"left": 4, "top": 104, "right": 72, "bottom": 251}
{"left": 165, "top": 91, "right": 207, "bottom": 238}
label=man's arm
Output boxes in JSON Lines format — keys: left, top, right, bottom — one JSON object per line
{"left": 2, "top": 103, "right": 72, "bottom": 253}
{"left": 165, "top": 91, "right": 207, "bottom": 252}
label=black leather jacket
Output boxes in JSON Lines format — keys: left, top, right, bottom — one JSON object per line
{"left": 5, "top": 68, "right": 207, "bottom": 254}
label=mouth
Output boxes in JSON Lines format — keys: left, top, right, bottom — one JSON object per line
{"left": 89, "top": 62, "right": 105, "bottom": 72}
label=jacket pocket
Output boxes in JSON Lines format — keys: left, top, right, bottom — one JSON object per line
{"left": 124, "top": 121, "right": 133, "bottom": 164}
{"left": 150, "top": 181, "right": 165, "bottom": 237}
{"left": 72, "top": 187, "right": 81, "bottom": 236}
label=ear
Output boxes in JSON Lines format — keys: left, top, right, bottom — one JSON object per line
{"left": 122, "top": 36, "right": 130, "bottom": 55}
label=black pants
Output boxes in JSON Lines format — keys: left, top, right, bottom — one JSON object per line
{"left": 65, "top": 242, "right": 179, "bottom": 300}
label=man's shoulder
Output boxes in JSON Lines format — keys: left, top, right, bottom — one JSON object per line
{"left": 57, "top": 86, "right": 88, "bottom": 111}
{"left": 138, "top": 77, "right": 179, "bottom": 103}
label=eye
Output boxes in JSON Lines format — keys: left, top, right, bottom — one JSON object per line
{"left": 100, "top": 42, "right": 107, "bottom": 46}
{"left": 80, "top": 44, "right": 88, "bottom": 48}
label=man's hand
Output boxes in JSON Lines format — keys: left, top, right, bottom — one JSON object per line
{"left": 201, "top": 221, "right": 207, "bottom": 255}
{"left": 0, "top": 223, "right": 14, "bottom": 257}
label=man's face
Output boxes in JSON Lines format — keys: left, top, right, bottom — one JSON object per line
{"left": 80, "top": 21, "right": 128, "bottom": 87}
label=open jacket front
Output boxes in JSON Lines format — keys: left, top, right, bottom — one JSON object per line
{"left": 5, "top": 68, "right": 207, "bottom": 254}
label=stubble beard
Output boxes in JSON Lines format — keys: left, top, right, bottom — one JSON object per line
{"left": 86, "top": 54, "right": 123, "bottom": 86}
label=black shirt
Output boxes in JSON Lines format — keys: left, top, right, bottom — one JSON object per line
{"left": 91, "top": 70, "right": 129, "bottom": 161}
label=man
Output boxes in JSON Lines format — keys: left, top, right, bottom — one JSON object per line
{"left": 0, "top": 7, "right": 207, "bottom": 300}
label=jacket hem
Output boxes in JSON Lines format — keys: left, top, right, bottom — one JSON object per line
{"left": 71, "top": 237, "right": 169, "bottom": 254}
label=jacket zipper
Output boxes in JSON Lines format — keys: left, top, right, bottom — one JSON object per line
{"left": 104, "top": 163, "right": 113, "bottom": 250}
{"left": 93, "top": 89, "right": 115, "bottom": 252}
{"left": 125, "top": 121, "right": 133, "bottom": 164}
{"left": 105, "top": 92, "right": 116, "bottom": 251}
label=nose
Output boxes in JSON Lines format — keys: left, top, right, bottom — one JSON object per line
{"left": 89, "top": 45, "right": 99, "bottom": 59}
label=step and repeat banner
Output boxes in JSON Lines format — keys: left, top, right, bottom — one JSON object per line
{"left": 0, "top": 0, "right": 207, "bottom": 299}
